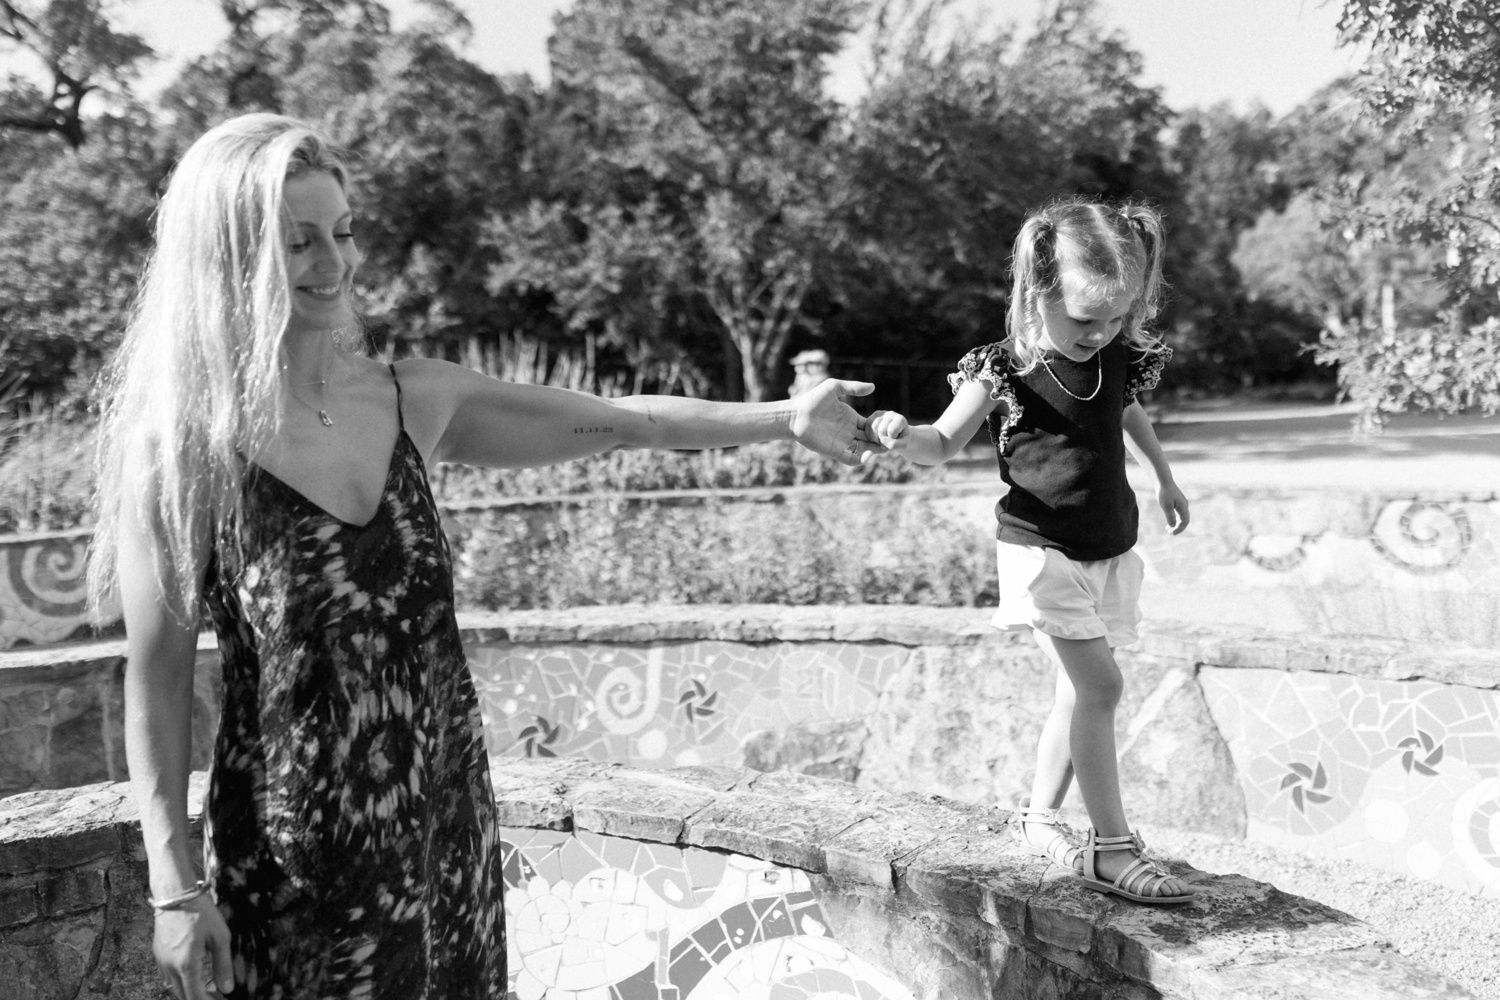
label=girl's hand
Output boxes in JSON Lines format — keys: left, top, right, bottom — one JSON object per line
{"left": 1157, "top": 480, "right": 1190, "bottom": 534}
{"left": 867, "top": 410, "right": 911, "bottom": 451}
{"left": 154, "top": 896, "right": 235, "bottom": 999}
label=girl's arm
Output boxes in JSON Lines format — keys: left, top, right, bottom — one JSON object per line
{"left": 390, "top": 359, "right": 881, "bottom": 469}
{"left": 1122, "top": 400, "right": 1190, "bottom": 534}
{"left": 117, "top": 479, "right": 234, "bottom": 999}
{"left": 867, "top": 379, "right": 1001, "bottom": 466}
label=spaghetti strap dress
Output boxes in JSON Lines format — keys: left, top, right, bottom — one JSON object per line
{"left": 200, "top": 365, "right": 506, "bottom": 999}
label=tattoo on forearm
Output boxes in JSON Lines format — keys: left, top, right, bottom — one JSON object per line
{"left": 645, "top": 405, "right": 657, "bottom": 425}
{"left": 573, "top": 426, "right": 614, "bottom": 435}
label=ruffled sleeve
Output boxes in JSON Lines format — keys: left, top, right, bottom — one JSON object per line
{"left": 948, "top": 343, "right": 1022, "bottom": 453}
{"left": 1124, "top": 346, "right": 1172, "bottom": 407}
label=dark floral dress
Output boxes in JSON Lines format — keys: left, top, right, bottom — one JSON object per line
{"left": 201, "top": 370, "right": 505, "bottom": 999}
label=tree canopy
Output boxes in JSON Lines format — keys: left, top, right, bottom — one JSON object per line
{"left": 4, "top": 0, "right": 1486, "bottom": 419}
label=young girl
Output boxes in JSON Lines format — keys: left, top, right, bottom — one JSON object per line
{"left": 868, "top": 198, "right": 1192, "bottom": 904}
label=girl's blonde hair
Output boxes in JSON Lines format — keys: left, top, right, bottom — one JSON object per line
{"left": 89, "top": 113, "right": 354, "bottom": 621}
{"left": 1004, "top": 197, "right": 1168, "bottom": 372}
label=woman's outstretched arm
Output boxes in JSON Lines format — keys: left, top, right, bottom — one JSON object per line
{"left": 391, "top": 358, "right": 883, "bottom": 470}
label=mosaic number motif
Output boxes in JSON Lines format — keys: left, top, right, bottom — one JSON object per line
{"left": 1202, "top": 667, "right": 1500, "bottom": 896}
{"left": 502, "top": 826, "right": 916, "bottom": 1000}
{"left": 0, "top": 533, "right": 115, "bottom": 648}
{"left": 470, "top": 641, "right": 908, "bottom": 770}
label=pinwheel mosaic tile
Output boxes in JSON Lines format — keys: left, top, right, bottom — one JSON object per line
{"left": 1202, "top": 666, "right": 1500, "bottom": 896}
{"left": 500, "top": 826, "right": 916, "bottom": 1000}
{"left": 469, "top": 641, "right": 909, "bottom": 768}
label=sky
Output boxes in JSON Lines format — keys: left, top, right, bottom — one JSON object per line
{"left": 9, "top": 0, "right": 1361, "bottom": 117}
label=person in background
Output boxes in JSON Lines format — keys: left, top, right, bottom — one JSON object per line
{"left": 865, "top": 197, "right": 1194, "bottom": 905}
{"left": 88, "top": 112, "right": 884, "bottom": 1000}
{"left": 787, "top": 348, "right": 832, "bottom": 397}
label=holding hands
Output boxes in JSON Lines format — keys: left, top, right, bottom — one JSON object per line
{"left": 788, "top": 379, "right": 888, "bottom": 465}
{"left": 866, "top": 410, "right": 911, "bottom": 453}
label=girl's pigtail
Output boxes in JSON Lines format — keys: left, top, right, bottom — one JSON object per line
{"left": 1119, "top": 205, "right": 1166, "bottom": 326}
{"left": 1005, "top": 214, "right": 1059, "bottom": 370}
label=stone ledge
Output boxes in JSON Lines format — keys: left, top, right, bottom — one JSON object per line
{"left": 4, "top": 609, "right": 1495, "bottom": 690}
{"left": 490, "top": 757, "right": 1473, "bottom": 1000}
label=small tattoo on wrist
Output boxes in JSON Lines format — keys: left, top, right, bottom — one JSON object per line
{"left": 573, "top": 426, "right": 614, "bottom": 434}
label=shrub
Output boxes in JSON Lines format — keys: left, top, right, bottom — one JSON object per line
{"left": 445, "top": 489, "right": 995, "bottom": 610}
{"left": 0, "top": 406, "right": 95, "bottom": 534}
{"left": 429, "top": 438, "right": 929, "bottom": 503}
{"left": 1314, "top": 316, "right": 1500, "bottom": 434}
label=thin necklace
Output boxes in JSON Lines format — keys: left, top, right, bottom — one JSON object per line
{"left": 282, "top": 373, "right": 333, "bottom": 427}
{"left": 1038, "top": 352, "right": 1102, "bottom": 402}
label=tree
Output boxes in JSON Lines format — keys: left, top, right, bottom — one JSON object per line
{"left": 829, "top": 0, "right": 1175, "bottom": 373}
{"left": 1310, "top": 0, "right": 1500, "bottom": 426}
{"left": 1160, "top": 103, "right": 1324, "bottom": 389}
{"left": 0, "top": 0, "right": 153, "bottom": 147}
{"left": 488, "top": 0, "right": 862, "bottom": 401}
{"left": 0, "top": 113, "right": 159, "bottom": 403}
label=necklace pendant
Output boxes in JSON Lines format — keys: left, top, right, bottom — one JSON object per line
{"left": 318, "top": 409, "right": 333, "bottom": 427}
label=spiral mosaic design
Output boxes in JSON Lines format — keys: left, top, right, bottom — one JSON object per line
{"left": 1370, "top": 501, "right": 1473, "bottom": 573}
{"left": 5, "top": 535, "right": 89, "bottom": 617}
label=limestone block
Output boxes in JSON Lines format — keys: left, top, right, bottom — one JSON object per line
{"left": 47, "top": 687, "right": 112, "bottom": 790}
{"left": 859, "top": 640, "right": 1056, "bottom": 806}
{"left": 570, "top": 770, "right": 721, "bottom": 842}
{"left": 683, "top": 790, "right": 865, "bottom": 873}
{"left": 810, "top": 886, "right": 1006, "bottom": 1000}
{"left": 1115, "top": 661, "right": 1246, "bottom": 838}
{"left": 893, "top": 832, "right": 1034, "bottom": 938}
{"left": 741, "top": 717, "right": 867, "bottom": 782}
{"left": 0, "top": 913, "right": 103, "bottom": 1000}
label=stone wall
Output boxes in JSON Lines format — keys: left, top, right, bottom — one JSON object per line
{"left": 6, "top": 606, "right": 1499, "bottom": 896}
{"left": 0, "top": 637, "right": 220, "bottom": 799}
{"left": 466, "top": 605, "right": 1500, "bottom": 896}
{"left": 0, "top": 762, "right": 1473, "bottom": 1000}
{"left": 0, "top": 774, "right": 207, "bottom": 1000}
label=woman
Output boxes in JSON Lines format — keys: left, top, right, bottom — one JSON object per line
{"left": 89, "top": 113, "right": 879, "bottom": 1000}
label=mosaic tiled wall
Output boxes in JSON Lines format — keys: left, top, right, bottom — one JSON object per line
{"left": 0, "top": 531, "right": 112, "bottom": 649}
{"left": 1203, "top": 667, "right": 1500, "bottom": 897}
{"left": 469, "top": 640, "right": 909, "bottom": 769}
{"left": 1133, "top": 493, "right": 1499, "bottom": 646}
{"left": 500, "top": 826, "right": 915, "bottom": 1000}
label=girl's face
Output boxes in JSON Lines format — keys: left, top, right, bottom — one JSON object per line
{"left": 1035, "top": 267, "right": 1135, "bottom": 362}
{"left": 282, "top": 170, "right": 359, "bottom": 337}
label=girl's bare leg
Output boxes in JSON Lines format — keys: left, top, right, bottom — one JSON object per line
{"left": 1031, "top": 630, "right": 1184, "bottom": 891}
{"left": 1029, "top": 666, "right": 1076, "bottom": 808}
{"left": 1022, "top": 666, "right": 1082, "bottom": 868}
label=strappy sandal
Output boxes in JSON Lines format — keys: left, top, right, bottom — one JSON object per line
{"left": 1008, "top": 798, "right": 1084, "bottom": 873}
{"left": 1079, "top": 829, "right": 1192, "bottom": 905}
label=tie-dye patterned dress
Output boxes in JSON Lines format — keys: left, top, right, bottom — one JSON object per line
{"left": 201, "top": 373, "right": 506, "bottom": 999}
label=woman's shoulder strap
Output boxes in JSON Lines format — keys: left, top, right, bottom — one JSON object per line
{"left": 388, "top": 362, "right": 405, "bottom": 429}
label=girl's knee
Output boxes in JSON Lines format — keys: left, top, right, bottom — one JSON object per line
{"left": 1071, "top": 669, "right": 1123, "bottom": 708}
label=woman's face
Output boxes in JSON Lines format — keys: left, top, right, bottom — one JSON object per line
{"left": 282, "top": 170, "right": 359, "bottom": 336}
{"left": 1035, "top": 266, "right": 1135, "bottom": 362}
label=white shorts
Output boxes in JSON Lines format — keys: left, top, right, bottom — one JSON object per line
{"left": 991, "top": 541, "right": 1144, "bottom": 648}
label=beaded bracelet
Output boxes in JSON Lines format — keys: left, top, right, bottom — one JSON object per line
{"left": 148, "top": 880, "right": 210, "bottom": 911}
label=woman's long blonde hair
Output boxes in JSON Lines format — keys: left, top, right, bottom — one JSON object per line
{"left": 89, "top": 113, "right": 353, "bottom": 622}
{"left": 1004, "top": 197, "right": 1168, "bottom": 373}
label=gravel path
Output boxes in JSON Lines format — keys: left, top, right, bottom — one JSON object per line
{"left": 1140, "top": 823, "right": 1500, "bottom": 999}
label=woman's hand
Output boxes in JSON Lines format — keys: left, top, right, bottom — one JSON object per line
{"left": 866, "top": 410, "right": 911, "bottom": 452}
{"left": 154, "top": 895, "right": 235, "bottom": 999}
{"left": 787, "top": 378, "right": 883, "bottom": 465}
{"left": 1157, "top": 480, "right": 1191, "bottom": 534}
